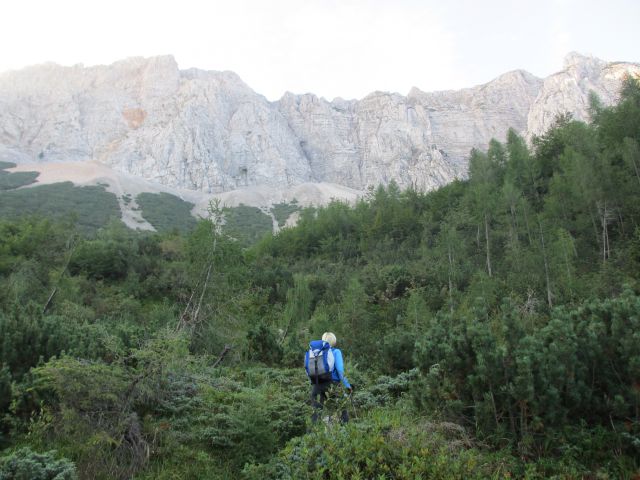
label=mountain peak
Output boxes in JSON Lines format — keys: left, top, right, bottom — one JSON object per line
{"left": 563, "top": 51, "right": 605, "bottom": 70}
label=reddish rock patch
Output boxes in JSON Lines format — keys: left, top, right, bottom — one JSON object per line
{"left": 122, "top": 108, "right": 147, "bottom": 129}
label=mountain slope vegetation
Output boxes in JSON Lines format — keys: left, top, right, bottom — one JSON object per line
{"left": 1, "top": 78, "right": 640, "bottom": 479}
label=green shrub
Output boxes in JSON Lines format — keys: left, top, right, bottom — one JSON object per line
{"left": 0, "top": 170, "right": 39, "bottom": 191}
{"left": 0, "top": 182, "right": 120, "bottom": 232}
{"left": 223, "top": 205, "right": 272, "bottom": 246}
{"left": 0, "top": 308, "right": 124, "bottom": 378}
{"left": 25, "top": 335, "right": 188, "bottom": 479}
{"left": 136, "top": 192, "right": 197, "bottom": 233}
{"left": 246, "top": 322, "right": 283, "bottom": 366}
{"left": 412, "top": 290, "right": 640, "bottom": 461}
{"left": 243, "top": 409, "right": 516, "bottom": 479}
{"left": 69, "top": 239, "right": 132, "bottom": 280}
{"left": 0, "top": 447, "right": 77, "bottom": 480}
{"left": 140, "top": 367, "right": 309, "bottom": 477}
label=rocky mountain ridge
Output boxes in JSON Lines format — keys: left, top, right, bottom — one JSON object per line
{"left": 0, "top": 53, "right": 638, "bottom": 195}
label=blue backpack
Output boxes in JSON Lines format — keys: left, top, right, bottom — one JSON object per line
{"left": 305, "top": 340, "right": 335, "bottom": 384}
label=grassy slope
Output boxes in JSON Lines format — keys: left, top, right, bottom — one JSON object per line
{"left": 0, "top": 162, "right": 39, "bottom": 190}
{"left": 136, "top": 192, "right": 198, "bottom": 233}
{"left": 0, "top": 182, "right": 121, "bottom": 231}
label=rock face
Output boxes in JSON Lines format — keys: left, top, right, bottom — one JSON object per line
{"left": 526, "top": 53, "right": 640, "bottom": 139}
{"left": 0, "top": 53, "right": 638, "bottom": 194}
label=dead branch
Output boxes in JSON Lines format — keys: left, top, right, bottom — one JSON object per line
{"left": 213, "top": 345, "right": 232, "bottom": 368}
{"left": 43, "top": 235, "right": 77, "bottom": 314}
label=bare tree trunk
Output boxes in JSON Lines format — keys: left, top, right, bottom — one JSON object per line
{"left": 177, "top": 224, "right": 218, "bottom": 332}
{"left": 489, "top": 385, "right": 500, "bottom": 432}
{"left": 176, "top": 278, "right": 200, "bottom": 331}
{"left": 604, "top": 220, "right": 610, "bottom": 261}
{"left": 484, "top": 213, "right": 492, "bottom": 277}
{"left": 522, "top": 202, "right": 533, "bottom": 246}
{"left": 447, "top": 244, "right": 455, "bottom": 314}
{"left": 520, "top": 401, "right": 528, "bottom": 438}
{"left": 503, "top": 361, "right": 517, "bottom": 438}
{"left": 601, "top": 202, "right": 607, "bottom": 261}
{"left": 563, "top": 245, "right": 573, "bottom": 299}
{"left": 537, "top": 216, "right": 553, "bottom": 309}
{"left": 192, "top": 263, "right": 213, "bottom": 326}
{"left": 625, "top": 138, "right": 640, "bottom": 187}
{"left": 43, "top": 238, "right": 76, "bottom": 314}
{"left": 631, "top": 153, "right": 640, "bottom": 187}
{"left": 589, "top": 210, "right": 601, "bottom": 252}
{"left": 632, "top": 157, "right": 640, "bottom": 187}
{"left": 598, "top": 201, "right": 611, "bottom": 262}
{"left": 280, "top": 314, "right": 293, "bottom": 345}
{"left": 42, "top": 287, "right": 58, "bottom": 315}
{"left": 509, "top": 204, "right": 519, "bottom": 245}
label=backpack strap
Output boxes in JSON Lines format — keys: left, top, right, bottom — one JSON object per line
{"left": 304, "top": 350, "right": 310, "bottom": 376}
{"left": 322, "top": 349, "right": 330, "bottom": 376}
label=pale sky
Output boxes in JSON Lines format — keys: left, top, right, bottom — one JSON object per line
{"left": 2, "top": 0, "right": 638, "bottom": 100}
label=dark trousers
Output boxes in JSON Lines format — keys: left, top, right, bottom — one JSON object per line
{"left": 310, "top": 381, "right": 349, "bottom": 424}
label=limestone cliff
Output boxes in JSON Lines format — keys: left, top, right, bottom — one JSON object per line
{"left": 0, "top": 53, "right": 637, "bottom": 194}
{"left": 526, "top": 52, "right": 640, "bottom": 139}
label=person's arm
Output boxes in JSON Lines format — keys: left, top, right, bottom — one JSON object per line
{"left": 333, "top": 349, "right": 351, "bottom": 389}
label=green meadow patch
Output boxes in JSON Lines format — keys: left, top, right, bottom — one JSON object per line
{"left": 0, "top": 162, "right": 39, "bottom": 190}
{"left": 0, "top": 182, "right": 121, "bottom": 231}
{"left": 136, "top": 192, "right": 198, "bottom": 233}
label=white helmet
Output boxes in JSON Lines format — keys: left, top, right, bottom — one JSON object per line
{"left": 322, "top": 332, "right": 337, "bottom": 347}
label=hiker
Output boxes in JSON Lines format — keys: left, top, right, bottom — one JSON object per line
{"left": 305, "top": 331, "right": 353, "bottom": 423}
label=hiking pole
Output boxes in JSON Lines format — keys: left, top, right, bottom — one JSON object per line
{"left": 349, "top": 392, "right": 358, "bottom": 420}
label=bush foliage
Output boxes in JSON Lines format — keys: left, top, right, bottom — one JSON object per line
{"left": 136, "top": 192, "right": 198, "bottom": 233}
{"left": 1, "top": 79, "right": 640, "bottom": 478}
{"left": 0, "top": 447, "right": 77, "bottom": 480}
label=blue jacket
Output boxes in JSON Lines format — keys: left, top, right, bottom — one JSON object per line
{"left": 331, "top": 347, "right": 352, "bottom": 389}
